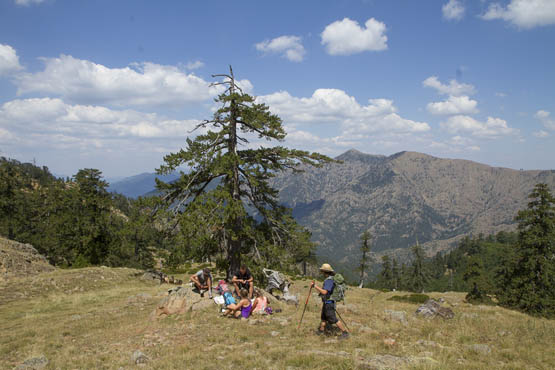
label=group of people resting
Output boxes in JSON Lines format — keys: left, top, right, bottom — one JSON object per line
{"left": 189, "top": 262, "right": 349, "bottom": 338}
{"left": 189, "top": 264, "right": 267, "bottom": 319}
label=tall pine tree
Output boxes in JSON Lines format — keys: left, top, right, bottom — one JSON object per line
{"left": 156, "top": 67, "right": 332, "bottom": 276}
{"left": 358, "top": 231, "right": 371, "bottom": 287}
{"left": 497, "top": 183, "right": 555, "bottom": 317}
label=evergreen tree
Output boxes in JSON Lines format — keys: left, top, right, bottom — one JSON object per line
{"left": 497, "top": 183, "right": 555, "bottom": 317}
{"left": 377, "top": 255, "right": 393, "bottom": 289}
{"left": 391, "top": 258, "right": 400, "bottom": 290}
{"left": 358, "top": 231, "right": 371, "bottom": 287}
{"left": 464, "top": 255, "right": 490, "bottom": 303}
{"left": 410, "top": 242, "right": 428, "bottom": 292}
{"left": 156, "top": 67, "right": 332, "bottom": 276}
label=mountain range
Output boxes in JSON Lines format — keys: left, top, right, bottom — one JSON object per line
{"left": 109, "top": 149, "right": 555, "bottom": 279}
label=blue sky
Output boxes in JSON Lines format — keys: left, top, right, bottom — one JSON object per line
{"left": 0, "top": 0, "right": 554, "bottom": 178}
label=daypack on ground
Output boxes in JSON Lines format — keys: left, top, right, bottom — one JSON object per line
{"left": 329, "top": 274, "right": 346, "bottom": 302}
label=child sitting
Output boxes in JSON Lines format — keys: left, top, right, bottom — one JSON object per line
{"left": 222, "top": 288, "right": 252, "bottom": 319}
{"left": 251, "top": 288, "right": 268, "bottom": 315}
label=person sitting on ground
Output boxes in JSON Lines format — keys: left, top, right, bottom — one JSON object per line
{"left": 311, "top": 263, "right": 349, "bottom": 339}
{"left": 251, "top": 288, "right": 268, "bottom": 315}
{"left": 190, "top": 268, "right": 213, "bottom": 298}
{"left": 232, "top": 264, "right": 254, "bottom": 299}
{"left": 222, "top": 288, "right": 252, "bottom": 319}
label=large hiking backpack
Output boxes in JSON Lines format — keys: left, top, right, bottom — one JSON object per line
{"left": 330, "top": 274, "right": 346, "bottom": 302}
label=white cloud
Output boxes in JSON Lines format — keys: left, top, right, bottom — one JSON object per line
{"left": 481, "top": 0, "right": 555, "bottom": 29}
{"left": 0, "top": 44, "right": 23, "bottom": 76}
{"left": 533, "top": 130, "right": 549, "bottom": 138}
{"left": 495, "top": 92, "right": 507, "bottom": 97}
{"left": 255, "top": 35, "right": 306, "bottom": 62}
{"left": 427, "top": 95, "right": 478, "bottom": 115}
{"left": 441, "top": 115, "right": 518, "bottom": 137}
{"left": 0, "top": 98, "right": 199, "bottom": 145}
{"left": 535, "top": 110, "right": 555, "bottom": 130}
{"left": 443, "top": 0, "right": 465, "bottom": 21}
{"left": 15, "top": 0, "right": 45, "bottom": 6}
{"left": 321, "top": 17, "right": 388, "bottom": 55}
{"left": 423, "top": 76, "right": 475, "bottom": 96}
{"left": 14, "top": 55, "right": 252, "bottom": 108}
{"left": 184, "top": 60, "right": 204, "bottom": 70}
{"left": 258, "top": 88, "right": 430, "bottom": 134}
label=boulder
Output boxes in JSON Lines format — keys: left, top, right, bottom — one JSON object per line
{"left": 415, "top": 299, "right": 454, "bottom": 319}
{"left": 152, "top": 286, "right": 214, "bottom": 318}
{"left": 15, "top": 355, "right": 48, "bottom": 370}
{"left": 466, "top": 344, "right": 492, "bottom": 355}
{"left": 131, "top": 350, "right": 148, "bottom": 364}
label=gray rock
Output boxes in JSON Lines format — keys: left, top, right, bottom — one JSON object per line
{"left": 355, "top": 354, "right": 408, "bottom": 370}
{"left": 15, "top": 355, "right": 48, "bottom": 370}
{"left": 384, "top": 309, "right": 408, "bottom": 325}
{"left": 270, "top": 331, "right": 280, "bottom": 337}
{"left": 466, "top": 344, "right": 492, "bottom": 355}
{"left": 131, "top": 350, "right": 149, "bottom": 364}
{"left": 415, "top": 299, "right": 455, "bottom": 319}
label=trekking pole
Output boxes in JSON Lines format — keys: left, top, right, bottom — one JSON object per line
{"left": 297, "top": 284, "right": 313, "bottom": 330}
{"left": 334, "top": 308, "right": 350, "bottom": 332}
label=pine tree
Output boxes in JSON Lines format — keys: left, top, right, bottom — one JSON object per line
{"left": 377, "top": 255, "right": 393, "bottom": 290}
{"left": 156, "top": 67, "right": 332, "bottom": 276}
{"left": 410, "top": 242, "right": 428, "bottom": 293}
{"left": 391, "top": 258, "right": 400, "bottom": 290}
{"left": 497, "top": 183, "right": 555, "bottom": 317}
{"left": 358, "top": 231, "right": 371, "bottom": 287}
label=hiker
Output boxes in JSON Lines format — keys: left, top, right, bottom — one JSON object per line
{"left": 190, "top": 268, "right": 213, "bottom": 298}
{"left": 251, "top": 288, "right": 268, "bottom": 315}
{"left": 311, "top": 263, "right": 349, "bottom": 339}
{"left": 232, "top": 264, "right": 254, "bottom": 299}
{"left": 222, "top": 288, "right": 252, "bottom": 319}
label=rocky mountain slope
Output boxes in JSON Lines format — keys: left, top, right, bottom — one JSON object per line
{"left": 271, "top": 149, "right": 555, "bottom": 277}
{"left": 0, "top": 236, "right": 55, "bottom": 282}
{"left": 108, "top": 172, "right": 179, "bottom": 198}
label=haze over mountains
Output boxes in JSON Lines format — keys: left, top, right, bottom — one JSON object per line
{"left": 109, "top": 149, "right": 555, "bottom": 278}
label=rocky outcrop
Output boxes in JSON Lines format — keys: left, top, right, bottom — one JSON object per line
{"left": 0, "top": 237, "right": 54, "bottom": 281}
{"left": 152, "top": 286, "right": 214, "bottom": 319}
{"left": 415, "top": 299, "right": 455, "bottom": 319}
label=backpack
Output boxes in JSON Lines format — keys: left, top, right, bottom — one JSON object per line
{"left": 329, "top": 274, "right": 346, "bottom": 302}
{"left": 223, "top": 291, "right": 236, "bottom": 306}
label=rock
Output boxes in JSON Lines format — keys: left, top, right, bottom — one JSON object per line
{"left": 248, "top": 319, "right": 260, "bottom": 325}
{"left": 324, "top": 339, "right": 338, "bottom": 344}
{"left": 282, "top": 293, "right": 299, "bottom": 306}
{"left": 466, "top": 344, "right": 492, "bottom": 355}
{"left": 271, "top": 331, "right": 280, "bottom": 337}
{"left": 15, "top": 355, "right": 48, "bottom": 370}
{"left": 415, "top": 299, "right": 455, "bottom": 319}
{"left": 355, "top": 354, "right": 409, "bottom": 370}
{"left": 131, "top": 350, "right": 149, "bottom": 364}
{"left": 383, "top": 338, "right": 396, "bottom": 346}
{"left": 151, "top": 286, "right": 214, "bottom": 319}
{"left": 416, "top": 339, "right": 441, "bottom": 348}
{"left": 384, "top": 309, "right": 408, "bottom": 325}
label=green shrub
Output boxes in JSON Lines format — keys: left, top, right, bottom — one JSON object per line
{"left": 387, "top": 293, "right": 430, "bottom": 304}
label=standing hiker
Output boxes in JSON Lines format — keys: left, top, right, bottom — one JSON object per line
{"left": 232, "top": 264, "right": 254, "bottom": 299}
{"left": 190, "top": 268, "right": 213, "bottom": 298}
{"left": 311, "top": 263, "right": 349, "bottom": 339}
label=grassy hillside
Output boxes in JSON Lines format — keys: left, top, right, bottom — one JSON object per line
{"left": 1, "top": 267, "right": 554, "bottom": 369}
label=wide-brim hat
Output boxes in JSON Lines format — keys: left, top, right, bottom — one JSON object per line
{"left": 319, "top": 263, "right": 334, "bottom": 273}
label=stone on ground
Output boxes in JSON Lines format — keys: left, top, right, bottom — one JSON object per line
{"left": 415, "top": 299, "right": 455, "bottom": 319}
{"left": 15, "top": 355, "right": 48, "bottom": 370}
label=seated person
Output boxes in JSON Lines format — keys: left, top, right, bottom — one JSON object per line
{"left": 232, "top": 264, "right": 254, "bottom": 299}
{"left": 190, "top": 268, "right": 213, "bottom": 298}
{"left": 222, "top": 288, "right": 252, "bottom": 319}
{"left": 251, "top": 288, "right": 268, "bottom": 314}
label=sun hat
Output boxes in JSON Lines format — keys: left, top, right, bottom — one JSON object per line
{"left": 319, "top": 263, "right": 334, "bottom": 273}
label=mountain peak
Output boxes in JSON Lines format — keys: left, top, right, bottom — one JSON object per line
{"left": 336, "top": 149, "right": 385, "bottom": 162}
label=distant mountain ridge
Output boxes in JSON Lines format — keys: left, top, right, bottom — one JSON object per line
{"left": 271, "top": 149, "right": 555, "bottom": 278}
{"left": 108, "top": 172, "right": 178, "bottom": 198}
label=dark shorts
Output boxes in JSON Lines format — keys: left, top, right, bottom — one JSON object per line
{"left": 236, "top": 281, "right": 251, "bottom": 290}
{"left": 321, "top": 302, "right": 338, "bottom": 324}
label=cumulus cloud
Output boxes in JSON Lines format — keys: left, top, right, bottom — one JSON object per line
{"left": 442, "top": 0, "right": 465, "bottom": 21}
{"left": 441, "top": 115, "right": 518, "bottom": 137}
{"left": 535, "top": 110, "right": 555, "bottom": 130}
{"left": 0, "top": 98, "right": 200, "bottom": 146}
{"left": 0, "top": 44, "right": 23, "bottom": 76}
{"left": 427, "top": 95, "right": 478, "bottom": 115}
{"left": 258, "top": 88, "right": 429, "bottom": 135}
{"left": 533, "top": 130, "right": 549, "bottom": 138}
{"left": 321, "top": 17, "right": 388, "bottom": 55}
{"left": 481, "top": 0, "right": 555, "bottom": 29}
{"left": 423, "top": 76, "right": 475, "bottom": 96}
{"left": 184, "top": 60, "right": 204, "bottom": 70}
{"left": 14, "top": 55, "right": 251, "bottom": 107}
{"left": 15, "top": 0, "right": 45, "bottom": 6}
{"left": 255, "top": 35, "right": 306, "bottom": 62}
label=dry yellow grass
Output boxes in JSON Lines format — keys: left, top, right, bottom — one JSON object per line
{"left": 1, "top": 267, "right": 554, "bottom": 369}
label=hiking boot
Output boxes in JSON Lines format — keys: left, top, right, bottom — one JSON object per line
{"left": 339, "top": 331, "right": 350, "bottom": 340}
{"left": 200, "top": 290, "right": 205, "bottom": 298}
{"left": 315, "top": 329, "right": 325, "bottom": 336}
